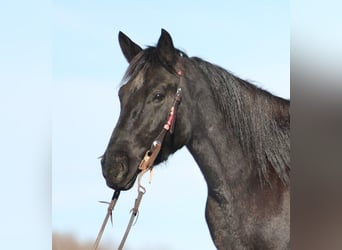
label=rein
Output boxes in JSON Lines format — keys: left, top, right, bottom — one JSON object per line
{"left": 93, "top": 71, "right": 183, "bottom": 250}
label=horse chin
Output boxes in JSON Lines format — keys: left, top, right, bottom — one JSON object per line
{"left": 106, "top": 169, "right": 139, "bottom": 191}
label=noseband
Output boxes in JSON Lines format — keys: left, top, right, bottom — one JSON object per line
{"left": 93, "top": 70, "right": 183, "bottom": 250}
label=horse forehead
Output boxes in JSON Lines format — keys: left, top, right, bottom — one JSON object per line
{"left": 123, "top": 68, "right": 166, "bottom": 95}
{"left": 122, "top": 71, "right": 146, "bottom": 94}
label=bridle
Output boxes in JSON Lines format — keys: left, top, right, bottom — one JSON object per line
{"left": 93, "top": 70, "right": 183, "bottom": 250}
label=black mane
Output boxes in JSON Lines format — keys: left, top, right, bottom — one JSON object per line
{"left": 191, "top": 57, "right": 290, "bottom": 186}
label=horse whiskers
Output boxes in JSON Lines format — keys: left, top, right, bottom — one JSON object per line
{"left": 97, "top": 154, "right": 104, "bottom": 160}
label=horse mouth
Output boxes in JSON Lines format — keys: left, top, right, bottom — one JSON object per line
{"left": 121, "top": 170, "right": 139, "bottom": 190}
{"left": 105, "top": 168, "right": 140, "bottom": 191}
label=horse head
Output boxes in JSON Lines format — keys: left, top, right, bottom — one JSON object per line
{"left": 101, "top": 29, "right": 192, "bottom": 190}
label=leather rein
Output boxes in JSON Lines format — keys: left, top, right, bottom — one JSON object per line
{"left": 93, "top": 70, "right": 183, "bottom": 250}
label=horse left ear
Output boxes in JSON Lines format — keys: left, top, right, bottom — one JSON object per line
{"left": 157, "top": 29, "right": 176, "bottom": 66}
{"left": 119, "top": 31, "right": 143, "bottom": 63}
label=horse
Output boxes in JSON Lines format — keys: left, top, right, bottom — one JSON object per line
{"left": 100, "top": 29, "right": 290, "bottom": 250}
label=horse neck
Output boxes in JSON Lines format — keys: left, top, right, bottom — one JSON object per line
{"left": 183, "top": 61, "right": 289, "bottom": 248}
{"left": 184, "top": 59, "right": 289, "bottom": 193}
{"left": 185, "top": 79, "right": 256, "bottom": 202}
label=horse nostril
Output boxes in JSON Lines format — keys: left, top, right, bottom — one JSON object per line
{"left": 102, "top": 153, "right": 129, "bottom": 182}
{"left": 117, "top": 162, "right": 127, "bottom": 177}
{"left": 109, "top": 160, "right": 128, "bottom": 181}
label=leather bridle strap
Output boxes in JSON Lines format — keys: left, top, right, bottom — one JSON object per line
{"left": 138, "top": 87, "right": 183, "bottom": 174}
{"left": 118, "top": 86, "right": 182, "bottom": 250}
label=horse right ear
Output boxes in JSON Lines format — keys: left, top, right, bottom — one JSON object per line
{"left": 156, "top": 29, "right": 176, "bottom": 67}
{"left": 118, "top": 31, "right": 143, "bottom": 63}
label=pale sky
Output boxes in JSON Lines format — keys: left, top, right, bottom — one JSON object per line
{"left": 0, "top": 1, "right": 289, "bottom": 249}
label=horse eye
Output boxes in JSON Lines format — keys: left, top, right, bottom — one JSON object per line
{"left": 153, "top": 93, "right": 165, "bottom": 102}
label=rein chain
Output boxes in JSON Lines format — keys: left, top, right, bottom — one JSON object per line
{"left": 93, "top": 70, "right": 183, "bottom": 250}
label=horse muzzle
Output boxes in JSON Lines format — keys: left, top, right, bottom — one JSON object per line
{"left": 101, "top": 151, "right": 138, "bottom": 190}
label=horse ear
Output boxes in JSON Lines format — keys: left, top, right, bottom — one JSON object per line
{"left": 118, "top": 31, "right": 143, "bottom": 63}
{"left": 157, "top": 29, "right": 176, "bottom": 66}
